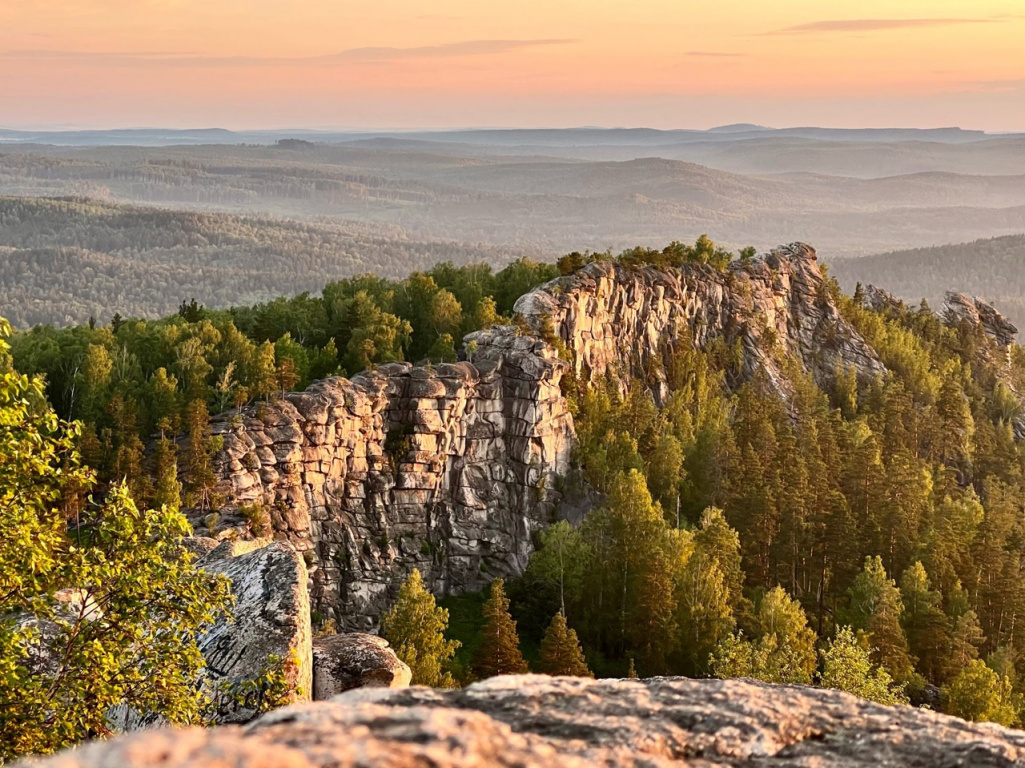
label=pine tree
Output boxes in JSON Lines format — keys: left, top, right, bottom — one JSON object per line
{"left": 847, "top": 556, "right": 916, "bottom": 683}
{"left": 626, "top": 658, "right": 639, "bottom": 679}
{"left": 381, "top": 569, "right": 460, "bottom": 687}
{"left": 539, "top": 612, "right": 592, "bottom": 677}
{"left": 472, "top": 579, "right": 529, "bottom": 679}
{"left": 150, "top": 428, "right": 182, "bottom": 512}
{"left": 181, "top": 399, "right": 220, "bottom": 512}
{"left": 899, "top": 561, "right": 951, "bottom": 684}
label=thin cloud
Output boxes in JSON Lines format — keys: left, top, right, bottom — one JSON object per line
{"left": 685, "top": 51, "right": 745, "bottom": 58}
{"left": 1, "top": 50, "right": 197, "bottom": 59}
{"left": 0, "top": 39, "right": 575, "bottom": 67}
{"left": 961, "top": 78, "right": 1025, "bottom": 93}
{"left": 767, "top": 18, "right": 997, "bottom": 34}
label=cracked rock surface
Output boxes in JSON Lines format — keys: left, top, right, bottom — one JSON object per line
{"left": 29, "top": 676, "right": 1025, "bottom": 768}
{"left": 312, "top": 633, "right": 411, "bottom": 699}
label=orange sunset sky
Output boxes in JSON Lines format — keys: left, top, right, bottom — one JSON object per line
{"left": 2, "top": 0, "right": 1023, "bottom": 130}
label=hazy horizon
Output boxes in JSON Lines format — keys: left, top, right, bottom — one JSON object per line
{"left": 3, "top": 0, "right": 1023, "bottom": 131}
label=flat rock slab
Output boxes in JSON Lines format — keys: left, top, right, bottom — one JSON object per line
{"left": 27, "top": 675, "right": 1025, "bottom": 767}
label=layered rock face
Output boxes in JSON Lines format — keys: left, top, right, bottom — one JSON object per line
{"left": 515, "top": 242, "right": 885, "bottom": 401}
{"left": 205, "top": 340, "right": 572, "bottom": 629}
{"left": 198, "top": 541, "right": 313, "bottom": 722}
{"left": 30, "top": 675, "right": 1025, "bottom": 768}
{"left": 200, "top": 243, "right": 886, "bottom": 628}
{"left": 945, "top": 290, "right": 1019, "bottom": 348}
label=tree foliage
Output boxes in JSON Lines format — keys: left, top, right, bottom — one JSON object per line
{"left": 539, "top": 612, "right": 592, "bottom": 677}
{"left": 472, "top": 579, "right": 529, "bottom": 679}
{"left": 381, "top": 569, "right": 460, "bottom": 688}
{"left": 820, "top": 627, "right": 908, "bottom": 706}
{"left": 0, "top": 318, "right": 232, "bottom": 761}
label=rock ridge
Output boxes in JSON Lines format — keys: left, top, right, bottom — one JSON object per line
{"left": 198, "top": 243, "right": 889, "bottom": 627}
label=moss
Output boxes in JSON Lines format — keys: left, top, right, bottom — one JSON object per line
{"left": 239, "top": 502, "right": 272, "bottom": 537}
{"left": 383, "top": 422, "right": 415, "bottom": 475}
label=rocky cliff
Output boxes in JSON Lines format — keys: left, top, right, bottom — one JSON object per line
{"left": 204, "top": 335, "right": 573, "bottom": 630}
{"left": 197, "top": 243, "right": 1009, "bottom": 629}
{"left": 515, "top": 242, "right": 884, "bottom": 401}
{"left": 27, "top": 675, "right": 1025, "bottom": 768}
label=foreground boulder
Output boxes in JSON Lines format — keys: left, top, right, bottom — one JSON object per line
{"left": 312, "top": 633, "right": 411, "bottom": 699}
{"left": 28, "top": 675, "right": 1025, "bottom": 767}
{"left": 199, "top": 541, "right": 312, "bottom": 722}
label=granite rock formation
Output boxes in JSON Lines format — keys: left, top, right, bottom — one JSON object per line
{"left": 196, "top": 243, "right": 887, "bottom": 628}
{"left": 202, "top": 343, "right": 573, "bottom": 630}
{"left": 515, "top": 242, "right": 885, "bottom": 402}
{"left": 312, "top": 633, "right": 411, "bottom": 699}
{"left": 945, "top": 291, "right": 1019, "bottom": 348}
{"left": 199, "top": 541, "right": 312, "bottom": 722}
{"left": 27, "top": 675, "right": 1025, "bottom": 768}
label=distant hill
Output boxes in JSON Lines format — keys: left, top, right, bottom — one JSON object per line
{"left": 0, "top": 196, "right": 526, "bottom": 328}
{"left": 3, "top": 144, "right": 1025, "bottom": 258}
{"left": 828, "top": 234, "right": 1025, "bottom": 330}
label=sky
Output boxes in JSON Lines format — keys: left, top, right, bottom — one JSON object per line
{"left": 1, "top": 0, "right": 1023, "bottom": 131}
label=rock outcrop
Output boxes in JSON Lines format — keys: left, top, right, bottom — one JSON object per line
{"left": 28, "top": 675, "right": 1025, "bottom": 768}
{"left": 196, "top": 243, "right": 885, "bottom": 628}
{"left": 516, "top": 242, "right": 885, "bottom": 401}
{"left": 945, "top": 291, "right": 1019, "bottom": 348}
{"left": 312, "top": 633, "right": 411, "bottom": 699}
{"left": 199, "top": 541, "right": 312, "bottom": 722}
{"left": 202, "top": 343, "right": 573, "bottom": 630}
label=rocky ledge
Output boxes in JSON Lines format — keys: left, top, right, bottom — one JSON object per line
{"left": 28, "top": 675, "right": 1025, "bottom": 768}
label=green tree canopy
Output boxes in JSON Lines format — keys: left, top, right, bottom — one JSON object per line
{"left": 820, "top": 626, "right": 908, "bottom": 706}
{"left": 943, "top": 659, "right": 1020, "bottom": 726}
{"left": 381, "top": 569, "right": 460, "bottom": 688}
{"left": 0, "top": 318, "right": 232, "bottom": 761}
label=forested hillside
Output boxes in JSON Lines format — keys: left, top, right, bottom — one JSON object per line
{"left": 830, "top": 234, "right": 1025, "bottom": 329}
{"left": 9, "top": 237, "right": 1025, "bottom": 726}
{"left": 0, "top": 196, "right": 525, "bottom": 328}
{"left": 4, "top": 137, "right": 1025, "bottom": 262}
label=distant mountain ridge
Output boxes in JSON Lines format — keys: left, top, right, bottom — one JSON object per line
{"left": 0, "top": 125, "right": 1011, "bottom": 148}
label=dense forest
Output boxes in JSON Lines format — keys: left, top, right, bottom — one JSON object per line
{"left": 0, "top": 196, "right": 525, "bottom": 328}
{"left": 4, "top": 137, "right": 1025, "bottom": 264}
{"left": 8, "top": 235, "right": 1025, "bottom": 728}
{"left": 830, "top": 234, "right": 1025, "bottom": 330}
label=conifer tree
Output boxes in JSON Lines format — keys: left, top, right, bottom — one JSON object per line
{"left": 847, "top": 556, "right": 916, "bottom": 683}
{"left": 381, "top": 569, "right": 460, "bottom": 687}
{"left": 472, "top": 579, "right": 529, "bottom": 679}
{"left": 181, "top": 398, "right": 220, "bottom": 512}
{"left": 899, "top": 561, "right": 951, "bottom": 683}
{"left": 539, "top": 612, "right": 592, "bottom": 677}
{"left": 626, "top": 658, "right": 639, "bottom": 679}
{"left": 150, "top": 427, "right": 182, "bottom": 512}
